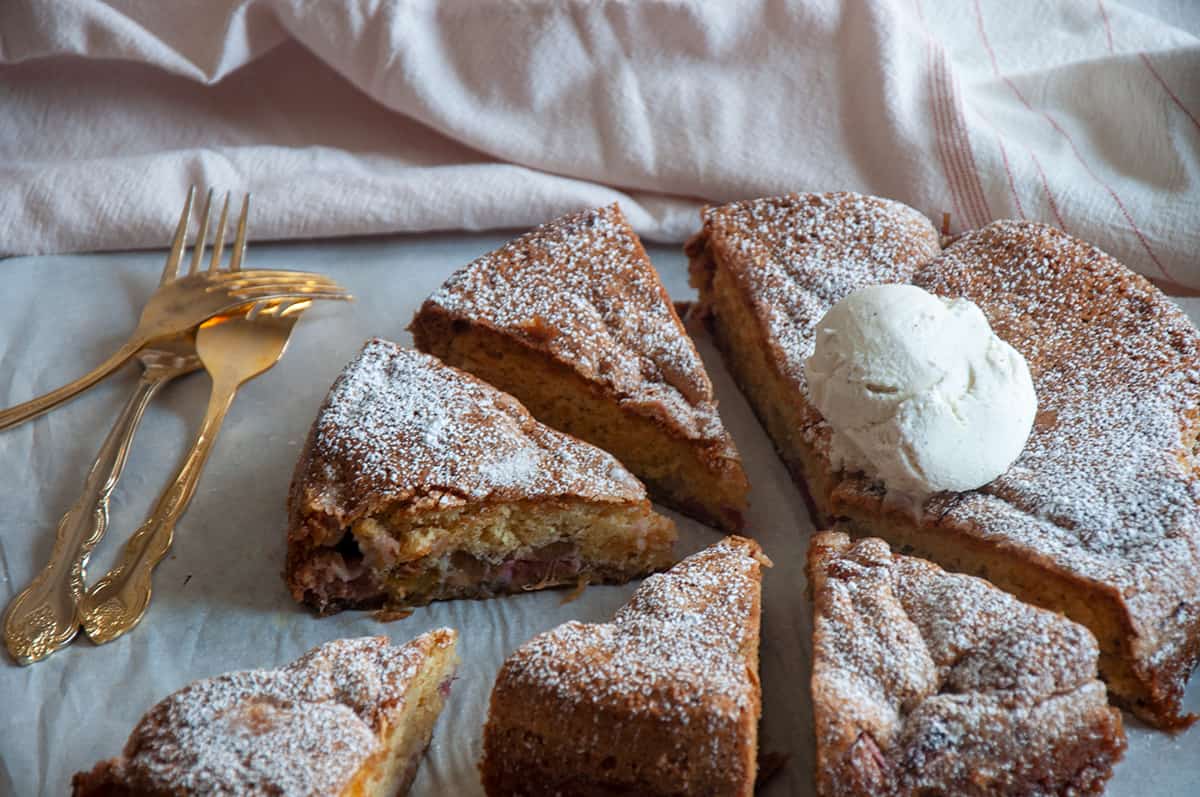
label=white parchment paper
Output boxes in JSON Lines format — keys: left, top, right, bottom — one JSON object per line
{"left": 0, "top": 234, "right": 1196, "bottom": 796}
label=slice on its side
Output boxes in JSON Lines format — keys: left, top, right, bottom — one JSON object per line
{"left": 286, "top": 339, "right": 676, "bottom": 614}
{"left": 72, "top": 630, "right": 460, "bottom": 797}
{"left": 410, "top": 204, "right": 749, "bottom": 531}
{"left": 481, "top": 536, "right": 770, "bottom": 797}
{"left": 689, "top": 193, "right": 1200, "bottom": 729}
{"left": 809, "top": 532, "right": 1125, "bottom": 796}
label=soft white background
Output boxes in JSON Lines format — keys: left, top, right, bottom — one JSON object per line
{"left": 0, "top": 235, "right": 1196, "bottom": 796}
{"left": 1, "top": 0, "right": 1198, "bottom": 290}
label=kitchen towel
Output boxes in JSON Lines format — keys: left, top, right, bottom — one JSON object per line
{"left": 1, "top": 0, "right": 1197, "bottom": 289}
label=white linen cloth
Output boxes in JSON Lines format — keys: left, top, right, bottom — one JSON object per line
{"left": 1, "top": 0, "right": 1198, "bottom": 289}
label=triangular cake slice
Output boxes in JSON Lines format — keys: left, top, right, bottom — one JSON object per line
{"left": 809, "top": 532, "right": 1125, "bottom": 796}
{"left": 689, "top": 193, "right": 1200, "bottom": 729}
{"left": 286, "top": 339, "right": 676, "bottom": 614}
{"left": 686, "top": 191, "right": 942, "bottom": 522}
{"left": 73, "top": 630, "right": 460, "bottom": 797}
{"left": 410, "top": 204, "right": 750, "bottom": 531}
{"left": 481, "top": 536, "right": 769, "bottom": 796}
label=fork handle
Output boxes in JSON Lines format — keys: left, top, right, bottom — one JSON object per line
{"left": 79, "top": 383, "right": 236, "bottom": 645}
{"left": 0, "top": 340, "right": 143, "bottom": 431}
{"left": 2, "top": 369, "right": 168, "bottom": 664}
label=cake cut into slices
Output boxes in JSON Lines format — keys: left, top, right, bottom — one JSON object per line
{"left": 686, "top": 191, "right": 943, "bottom": 521}
{"left": 481, "top": 536, "right": 769, "bottom": 796}
{"left": 72, "top": 630, "right": 459, "bottom": 797}
{"left": 808, "top": 532, "right": 1125, "bottom": 796}
{"left": 286, "top": 339, "right": 676, "bottom": 615}
{"left": 689, "top": 192, "right": 1200, "bottom": 729}
{"left": 410, "top": 204, "right": 750, "bottom": 531}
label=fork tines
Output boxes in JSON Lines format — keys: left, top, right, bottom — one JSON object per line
{"left": 162, "top": 187, "right": 252, "bottom": 285}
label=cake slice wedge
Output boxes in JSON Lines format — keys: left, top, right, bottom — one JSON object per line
{"left": 686, "top": 191, "right": 942, "bottom": 522}
{"left": 809, "top": 532, "right": 1125, "bottom": 796}
{"left": 72, "top": 630, "right": 459, "bottom": 797}
{"left": 286, "top": 339, "right": 676, "bottom": 615}
{"left": 481, "top": 536, "right": 770, "bottom": 796}
{"left": 689, "top": 193, "right": 1200, "bottom": 729}
{"left": 410, "top": 204, "right": 749, "bottom": 531}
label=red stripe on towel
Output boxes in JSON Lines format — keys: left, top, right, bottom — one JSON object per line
{"left": 993, "top": 132, "right": 1026, "bottom": 220}
{"left": 934, "top": 51, "right": 992, "bottom": 227}
{"left": 1029, "top": 152, "right": 1067, "bottom": 231}
{"left": 1101, "top": 1, "right": 1199, "bottom": 134}
{"left": 915, "top": 0, "right": 990, "bottom": 230}
{"left": 1097, "top": 0, "right": 1115, "bottom": 53}
{"left": 973, "top": 0, "right": 1174, "bottom": 282}
{"left": 914, "top": 0, "right": 968, "bottom": 231}
{"left": 1139, "top": 53, "right": 1200, "bottom": 135}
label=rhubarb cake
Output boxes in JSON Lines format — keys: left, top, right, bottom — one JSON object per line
{"left": 809, "top": 532, "right": 1125, "bottom": 796}
{"left": 480, "top": 536, "right": 769, "bottom": 796}
{"left": 410, "top": 204, "right": 750, "bottom": 531}
{"left": 286, "top": 339, "right": 676, "bottom": 614}
{"left": 688, "top": 192, "right": 1200, "bottom": 728}
{"left": 72, "top": 631, "right": 459, "bottom": 797}
{"left": 686, "top": 191, "right": 942, "bottom": 519}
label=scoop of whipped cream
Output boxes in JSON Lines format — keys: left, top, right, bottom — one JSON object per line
{"left": 804, "top": 283, "right": 1036, "bottom": 496}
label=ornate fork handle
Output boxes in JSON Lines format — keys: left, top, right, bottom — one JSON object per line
{"left": 0, "top": 341, "right": 143, "bottom": 431}
{"left": 80, "top": 386, "right": 236, "bottom": 645}
{"left": 3, "top": 367, "right": 167, "bottom": 664}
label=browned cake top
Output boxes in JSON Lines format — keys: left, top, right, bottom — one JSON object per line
{"left": 419, "top": 204, "right": 731, "bottom": 446}
{"left": 699, "top": 192, "right": 942, "bottom": 403}
{"left": 705, "top": 193, "right": 1200, "bottom": 665}
{"left": 911, "top": 222, "right": 1200, "bottom": 640}
{"left": 293, "top": 339, "right": 646, "bottom": 530}
{"left": 497, "top": 536, "right": 767, "bottom": 734}
{"left": 809, "top": 532, "right": 1121, "bottom": 794}
{"left": 88, "top": 631, "right": 454, "bottom": 796}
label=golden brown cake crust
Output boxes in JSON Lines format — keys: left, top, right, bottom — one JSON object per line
{"left": 689, "top": 193, "right": 1200, "bottom": 729}
{"left": 808, "top": 532, "right": 1126, "bottom": 797}
{"left": 413, "top": 203, "right": 725, "bottom": 445}
{"left": 830, "top": 221, "right": 1200, "bottom": 728}
{"left": 285, "top": 340, "right": 674, "bottom": 613}
{"left": 410, "top": 204, "right": 749, "bottom": 530}
{"left": 686, "top": 191, "right": 942, "bottom": 429}
{"left": 71, "top": 631, "right": 457, "bottom": 797}
{"left": 480, "top": 536, "right": 770, "bottom": 797}
{"left": 289, "top": 339, "right": 646, "bottom": 544}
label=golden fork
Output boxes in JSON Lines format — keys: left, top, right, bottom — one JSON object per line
{"left": 0, "top": 338, "right": 199, "bottom": 665}
{"left": 2, "top": 189, "right": 348, "bottom": 664}
{"left": 80, "top": 298, "right": 312, "bottom": 644}
{"left": 0, "top": 186, "right": 351, "bottom": 431}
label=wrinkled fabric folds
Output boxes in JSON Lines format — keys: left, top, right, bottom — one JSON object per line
{"left": 1, "top": 0, "right": 1197, "bottom": 288}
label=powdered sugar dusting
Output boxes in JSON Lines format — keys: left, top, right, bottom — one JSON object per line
{"left": 101, "top": 633, "right": 454, "bottom": 795}
{"left": 810, "top": 533, "right": 1122, "bottom": 793}
{"left": 701, "top": 192, "right": 942, "bottom": 407}
{"left": 704, "top": 193, "right": 1200, "bottom": 705}
{"left": 422, "top": 204, "right": 730, "bottom": 445}
{"left": 500, "top": 536, "right": 765, "bottom": 735}
{"left": 306, "top": 340, "right": 645, "bottom": 519}
{"left": 912, "top": 222, "right": 1200, "bottom": 649}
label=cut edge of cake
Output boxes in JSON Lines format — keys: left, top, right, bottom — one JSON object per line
{"left": 685, "top": 192, "right": 940, "bottom": 527}
{"left": 410, "top": 203, "right": 750, "bottom": 532}
{"left": 480, "top": 535, "right": 770, "bottom": 796}
{"left": 286, "top": 340, "right": 676, "bottom": 615}
{"left": 808, "top": 531, "right": 1126, "bottom": 796}
{"left": 687, "top": 193, "right": 1200, "bottom": 730}
{"left": 72, "top": 630, "right": 460, "bottom": 797}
